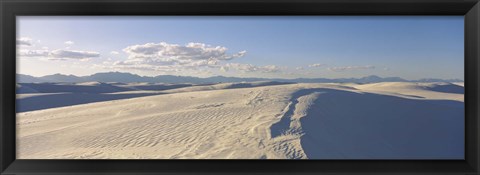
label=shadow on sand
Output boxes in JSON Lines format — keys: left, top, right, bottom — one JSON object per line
{"left": 16, "top": 93, "right": 162, "bottom": 113}
{"left": 270, "top": 88, "right": 464, "bottom": 159}
{"left": 17, "top": 83, "right": 195, "bottom": 94}
{"left": 426, "top": 84, "right": 464, "bottom": 94}
{"left": 16, "top": 81, "right": 294, "bottom": 113}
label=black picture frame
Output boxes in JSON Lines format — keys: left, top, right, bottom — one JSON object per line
{"left": 1, "top": 0, "right": 479, "bottom": 174}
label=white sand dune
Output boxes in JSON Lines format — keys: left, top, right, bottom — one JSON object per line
{"left": 76, "top": 81, "right": 104, "bottom": 86}
{"left": 16, "top": 82, "right": 464, "bottom": 159}
{"left": 162, "top": 81, "right": 294, "bottom": 93}
{"left": 17, "top": 82, "right": 133, "bottom": 94}
{"left": 117, "top": 83, "right": 194, "bottom": 91}
{"left": 16, "top": 81, "right": 293, "bottom": 112}
{"left": 354, "top": 82, "right": 464, "bottom": 102}
{"left": 452, "top": 82, "right": 464, "bottom": 87}
{"left": 16, "top": 82, "right": 188, "bottom": 112}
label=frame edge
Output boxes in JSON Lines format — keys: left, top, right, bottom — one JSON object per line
{"left": 465, "top": 1, "right": 480, "bottom": 173}
{"left": 1, "top": 0, "right": 479, "bottom": 174}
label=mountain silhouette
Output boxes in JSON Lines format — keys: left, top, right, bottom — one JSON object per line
{"left": 16, "top": 72, "right": 463, "bottom": 84}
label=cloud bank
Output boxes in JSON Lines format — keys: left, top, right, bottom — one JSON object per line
{"left": 49, "top": 50, "right": 100, "bottom": 59}
{"left": 113, "top": 42, "right": 247, "bottom": 71}
{"left": 64, "top": 41, "right": 74, "bottom": 45}
{"left": 328, "top": 65, "right": 375, "bottom": 72}
{"left": 17, "top": 37, "right": 33, "bottom": 46}
{"left": 308, "top": 63, "right": 324, "bottom": 68}
{"left": 221, "top": 63, "right": 281, "bottom": 73}
{"left": 123, "top": 42, "right": 246, "bottom": 62}
{"left": 19, "top": 49, "right": 100, "bottom": 60}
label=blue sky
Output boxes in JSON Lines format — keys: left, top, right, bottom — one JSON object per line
{"left": 17, "top": 16, "right": 464, "bottom": 80}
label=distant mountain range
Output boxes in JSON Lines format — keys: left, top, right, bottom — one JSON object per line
{"left": 17, "top": 72, "right": 463, "bottom": 84}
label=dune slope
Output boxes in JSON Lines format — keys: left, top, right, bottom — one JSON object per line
{"left": 16, "top": 81, "right": 294, "bottom": 112}
{"left": 16, "top": 82, "right": 464, "bottom": 159}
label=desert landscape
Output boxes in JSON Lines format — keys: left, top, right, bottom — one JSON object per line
{"left": 16, "top": 79, "right": 464, "bottom": 159}
{"left": 16, "top": 16, "right": 464, "bottom": 159}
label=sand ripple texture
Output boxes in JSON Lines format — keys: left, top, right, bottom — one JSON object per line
{"left": 17, "top": 82, "right": 464, "bottom": 159}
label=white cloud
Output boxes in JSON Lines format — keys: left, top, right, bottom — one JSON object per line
{"left": 220, "top": 66, "right": 229, "bottom": 72}
{"left": 18, "top": 49, "right": 100, "bottom": 60}
{"left": 17, "top": 37, "right": 33, "bottom": 46}
{"left": 222, "top": 63, "right": 281, "bottom": 73}
{"left": 308, "top": 63, "right": 324, "bottom": 68}
{"left": 296, "top": 66, "right": 304, "bottom": 70}
{"left": 64, "top": 41, "right": 74, "bottom": 45}
{"left": 261, "top": 65, "right": 281, "bottom": 73}
{"left": 123, "top": 42, "right": 246, "bottom": 64}
{"left": 17, "top": 38, "right": 98, "bottom": 61}
{"left": 49, "top": 50, "right": 100, "bottom": 59}
{"left": 110, "top": 51, "right": 120, "bottom": 55}
{"left": 327, "top": 65, "right": 375, "bottom": 72}
{"left": 18, "top": 49, "right": 49, "bottom": 57}
{"left": 110, "top": 42, "right": 247, "bottom": 72}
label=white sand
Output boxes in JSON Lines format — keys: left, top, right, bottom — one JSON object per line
{"left": 354, "top": 82, "right": 464, "bottom": 101}
{"left": 16, "top": 82, "right": 464, "bottom": 159}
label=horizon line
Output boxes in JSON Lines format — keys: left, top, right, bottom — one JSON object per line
{"left": 17, "top": 71, "right": 465, "bottom": 82}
